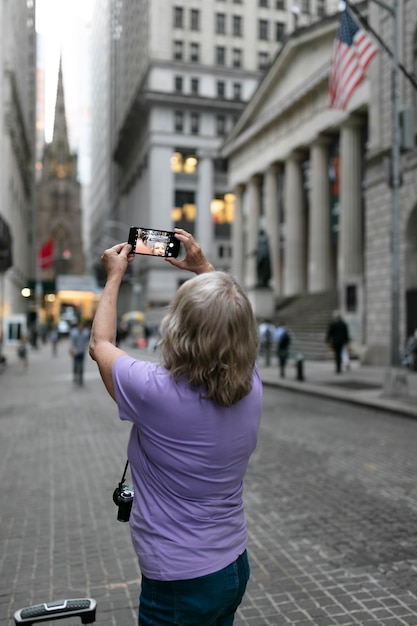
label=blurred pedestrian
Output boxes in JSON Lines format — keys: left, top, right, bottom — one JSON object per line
{"left": 258, "top": 319, "right": 275, "bottom": 366}
{"left": 69, "top": 320, "right": 90, "bottom": 385}
{"left": 17, "top": 337, "right": 28, "bottom": 370}
{"left": 275, "top": 321, "right": 291, "bottom": 378}
{"left": 326, "top": 311, "right": 350, "bottom": 374}
{"left": 50, "top": 326, "right": 59, "bottom": 356}
{"left": 404, "top": 329, "right": 417, "bottom": 371}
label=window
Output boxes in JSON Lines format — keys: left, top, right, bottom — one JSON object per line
{"left": 175, "top": 76, "right": 183, "bottom": 92}
{"left": 190, "top": 8, "right": 200, "bottom": 30}
{"left": 174, "top": 40, "right": 183, "bottom": 60}
{"left": 218, "top": 244, "right": 232, "bottom": 258}
{"left": 217, "top": 80, "right": 226, "bottom": 98}
{"left": 190, "top": 42, "right": 200, "bottom": 62}
{"left": 233, "top": 15, "right": 242, "bottom": 37}
{"left": 232, "top": 48, "right": 242, "bottom": 68}
{"left": 317, "top": 0, "right": 325, "bottom": 17}
{"left": 190, "top": 112, "right": 200, "bottom": 135}
{"left": 216, "top": 115, "right": 227, "bottom": 136}
{"left": 174, "top": 6, "right": 183, "bottom": 28}
{"left": 346, "top": 285, "right": 357, "bottom": 312}
{"left": 259, "top": 19, "right": 269, "bottom": 40}
{"left": 216, "top": 46, "right": 226, "bottom": 65}
{"left": 258, "top": 51, "right": 269, "bottom": 69}
{"left": 216, "top": 13, "right": 226, "bottom": 34}
{"left": 259, "top": 0, "right": 268, "bottom": 6}
{"left": 171, "top": 150, "right": 198, "bottom": 174}
{"left": 191, "top": 77, "right": 199, "bottom": 94}
{"left": 276, "top": 0, "right": 285, "bottom": 9}
{"left": 173, "top": 189, "right": 196, "bottom": 235}
{"left": 174, "top": 111, "right": 184, "bottom": 132}
{"left": 233, "top": 82, "right": 242, "bottom": 100}
{"left": 275, "top": 21, "right": 285, "bottom": 42}
{"left": 301, "top": 0, "right": 311, "bottom": 14}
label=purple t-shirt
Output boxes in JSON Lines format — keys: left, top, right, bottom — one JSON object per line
{"left": 112, "top": 355, "right": 262, "bottom": 581}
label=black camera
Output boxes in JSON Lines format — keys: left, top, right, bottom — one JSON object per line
{"left": 113, "top": 483, "right": 134, "bottom": 522}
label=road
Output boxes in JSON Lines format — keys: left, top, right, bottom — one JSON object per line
{"left": 1, "top": 344, "right": 417, "bottom": 625}
{"left": 241, "top": 387, "right": 417, "bottom": 625}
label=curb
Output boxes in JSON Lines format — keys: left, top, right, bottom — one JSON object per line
{"left": 261, "top": 375, "right": 417, "bottom": 420}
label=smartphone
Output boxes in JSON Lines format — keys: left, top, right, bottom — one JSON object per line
{"left": 128, "top": 227, "right": 181, "bottom": 258}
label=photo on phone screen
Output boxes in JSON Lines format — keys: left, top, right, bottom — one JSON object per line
{"left": 128, "top": 227, "right": 181, "bottom": 258}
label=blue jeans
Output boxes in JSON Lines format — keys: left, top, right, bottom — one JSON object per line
{"left": 138, "top": 550, "right": 250, "bottom": 626}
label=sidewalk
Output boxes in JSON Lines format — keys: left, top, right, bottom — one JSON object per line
{"left": 258, "top": 356, "right": 417, "bottom": 419}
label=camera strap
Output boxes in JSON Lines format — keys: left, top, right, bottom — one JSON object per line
{"left": 119, "top": 460, "right": 129, "bottom": 489}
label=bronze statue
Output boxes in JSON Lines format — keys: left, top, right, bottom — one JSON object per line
{"left": 255, "top": 230, "right": 271, "bottom": 288}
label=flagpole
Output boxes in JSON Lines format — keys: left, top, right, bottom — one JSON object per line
{"left": 346, "top": 0, "right": 417, "bottom": 91}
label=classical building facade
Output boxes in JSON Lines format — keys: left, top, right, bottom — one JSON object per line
{"left": 89, "top": 0, "right": 346, "bottom": 318}
{"left": 0, "top": 0, "right": 36, "bottom": 340}
{"left": 222, "top": 2, "right": 417, "bottom": 365}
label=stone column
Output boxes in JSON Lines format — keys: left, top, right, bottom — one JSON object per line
{"left": 338, "top": 117, "right": 364, "bottom": 347}
{"left": 264, "top": 163, "right": 281, "bottom": 296}
{"left": 339, "top": 119, "right": 363, "bottom": 279}
{"left": 308, "top": 137, "right": 333, "bottom": 292}
{"left": 232, "top": 184, "right": 245, "bottom": 284}
{"left": 196, "top": 152, "right": 214, "bottom": 260}
{"left": 284, "top": 151, "right": 305, "bottom": 296}
{"left": 246, "top": 174, "right": 262, "bottom": 289}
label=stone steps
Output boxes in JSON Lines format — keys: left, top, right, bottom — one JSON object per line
{"left": 272, "top": 290, "right": 339, "bottom": 360}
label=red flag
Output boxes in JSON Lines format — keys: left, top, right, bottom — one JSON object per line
{"left": 38, "top": 238, "right": 54, "bottom": 269}
{"left": 329, "top": 8, "right": 378, "bottom": 110}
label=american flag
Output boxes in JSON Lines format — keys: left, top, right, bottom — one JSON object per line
{"left": 329, "top": 8, "right": 378, "bottom": 110}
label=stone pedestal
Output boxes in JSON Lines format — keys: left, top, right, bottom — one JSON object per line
{"left": 248, "top": 287, "right": 274, "bottom": 319}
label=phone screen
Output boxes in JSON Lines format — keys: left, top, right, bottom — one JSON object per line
{"left": 128, "top": 227, "right": 181, "bottom": 258}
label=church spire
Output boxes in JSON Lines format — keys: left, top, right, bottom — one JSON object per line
{"left": 45, "top": 57, "right": 76, "bottom": 180}
{"left": 51, "top": 57, "right": 70, "bottom": 161}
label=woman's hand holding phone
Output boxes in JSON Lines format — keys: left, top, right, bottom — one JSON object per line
{"left": 165, "top": 229, "right": 214, "bottom": 275}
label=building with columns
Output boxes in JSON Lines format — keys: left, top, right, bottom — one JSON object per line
{"left": 222, "top": 2, "right": 417, "bottom": 365}
{"left": 89, "top": 0, "right": 347, "bottom": 319}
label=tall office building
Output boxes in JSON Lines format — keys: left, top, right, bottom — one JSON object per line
{"left": 89, "top": 0, "right": 343, "bottom": 317}
{"left": 0, "top": 0, "right": 37, "bottom": 343}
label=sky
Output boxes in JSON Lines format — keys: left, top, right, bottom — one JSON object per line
{"left": 36, "top": 0, "right": 93, "bottom": 182}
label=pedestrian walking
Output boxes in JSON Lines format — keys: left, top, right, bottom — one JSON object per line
{"left": 326, "top": 310, "right": 350, "bottom": 374}
{"left": 404, "top": 329, "right": 417, "bottom": 371}
{"left": 50, "top": 326, "right": 59, "bottom": 356}
{"left": 274, "top": 321, "right": 291, "bottom": 378}
{"left": 258, "top": 319, "right": 275, "bottom": 366}
{"left": 69, "top": 320, "right": 90, "bottom": 385}
{"left": 89, "top": 228, "right": 262, "bottom": 626}
{"left": 17, "top": 337, "right": 28, "bottom": 370}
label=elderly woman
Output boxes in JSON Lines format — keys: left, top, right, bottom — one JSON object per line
{"left": 89, "top": 228, "right": 262, "bottom": 626}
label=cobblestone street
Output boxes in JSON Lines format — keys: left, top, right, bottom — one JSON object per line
{"left": 1, "top": 343, "right": 417, "bottom": 625}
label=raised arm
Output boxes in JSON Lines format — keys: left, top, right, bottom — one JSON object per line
{"left": 89, "top": 242, "right": 134, "bottom": 400}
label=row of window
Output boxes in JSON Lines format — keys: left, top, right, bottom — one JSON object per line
{"left": 174, "top": 75, "right": 242, "bottom": 100}
{"left": 259, "top": 0, "right": 318, "bottom": 11}
{"left": 174, "top": 110, "right": 233, "bottom": 137}
{"left": 174, "top": 7, "right": 286, "bottom": 41}
{"left": 174, "top": 41, "right": 273, "bottom": 68}
{"left": 217, "top": 0, "right": 321, "bottom": 12}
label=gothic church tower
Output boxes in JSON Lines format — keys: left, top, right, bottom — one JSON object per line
{"left": 37, "top": 59, "right": 85, "bottom": 280}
